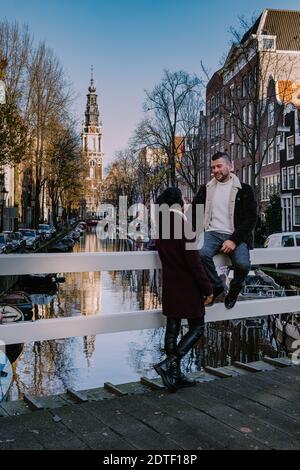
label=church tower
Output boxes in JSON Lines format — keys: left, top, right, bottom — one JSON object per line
{"left": 81, "top": 67, "right": 103, "bottom": 216}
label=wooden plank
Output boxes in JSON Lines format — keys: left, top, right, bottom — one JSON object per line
{"left": 196, "top": 380, "right": 300, "bottom": 446}
{"left": 175, "top": 385, "right": 297, "bottom": 450}
{"left": 15, "top": 409, "right": 88, "bottom": 450}
{"left": 109, "top": 392, "right": 226, "bottom": 450}
{"left": 140, "top": 377, "right": 165, "bottom": 390}
{"left": 0, "top": 401, "right": 30, "bottom": 416}
{"left": 23, "top": 395, "right": 44, "bottom": 411}
{"left": 233, "top": 361, "right": 263, "bottom": 373}
{"left": 217, "top": 374, "right": 300, "bottom": 420}
{"left": 204, "top": 366, "right": 232, "bottom": 378}
{"left": 139, "top": 392, "right": 268, "bottom": 450}
{"left": 48, "top": 404, "right": 135, "bottom": 450}
{"left": 104, "top": 382, "right": 128, "bottom": 397}
{"left": 81, "top": 400, "right": 181, "bottom": 450}
{"left": 263, "top": 356, "right": 292, "bottom": 368}
{"left": 0, "top": 415, "right": 45, "bottom": 449}
{"left": 66, "top": 388, "right": 88, "bottom": 403}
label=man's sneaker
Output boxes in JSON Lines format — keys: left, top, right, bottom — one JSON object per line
{"left": 206, "top": 285, "right": 225, "bottom": 307}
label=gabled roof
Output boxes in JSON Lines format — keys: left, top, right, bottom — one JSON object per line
{"left": 262, "top": 9, "right": 300, "bottom": 51}
{"left": 240, "top": 14, "right": 263, "bottom": 44}
{"left": 241, "top": 9, "right": 300, "bottom": 51}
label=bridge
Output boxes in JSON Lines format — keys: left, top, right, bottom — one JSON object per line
{"left": 0, "top": 247, "right": 300, "bottom": 345}
{"left": 1, "top": 248, "right": 300, "bottom": 451}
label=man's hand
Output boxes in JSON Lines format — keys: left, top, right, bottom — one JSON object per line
{"left": 204, "top": 293, "right": 214, "bottom": 305}
{"left": 220, "top": 240, "right": 236, "bottom": 254}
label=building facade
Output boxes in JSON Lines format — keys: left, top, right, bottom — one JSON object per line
{"left": 205, "top": 9, "right": 300, "bottom": 219}
{"left": 280, "top": 98, "right": 300, "bottom": 232}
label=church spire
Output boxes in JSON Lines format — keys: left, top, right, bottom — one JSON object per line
{"left": 85, "top": 66, "right": 99, "bottom": 126}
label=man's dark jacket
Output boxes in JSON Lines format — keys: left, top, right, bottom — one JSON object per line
{"left": 192, "top": 182, "right": 258, "bottom": 249}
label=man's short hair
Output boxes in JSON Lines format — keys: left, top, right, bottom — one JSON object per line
{"left": 211, "top": 151, "right": 231, "bottom": 165}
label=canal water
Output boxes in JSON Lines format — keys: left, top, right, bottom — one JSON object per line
{"left": 6, "top": 229, "right": 297, "bottom": 400}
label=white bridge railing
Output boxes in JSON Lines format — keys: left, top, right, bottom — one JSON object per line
{"left": 0, "top": 248, "right": 300, "bottom": 345}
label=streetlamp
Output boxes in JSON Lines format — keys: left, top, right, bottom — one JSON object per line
{"left": 0, "top": 186, "right": 8, "bottom": 232}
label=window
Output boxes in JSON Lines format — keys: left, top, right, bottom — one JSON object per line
{"left": 262, "top": 141, "right": 267, "bottom": 166}
{"left": 207, "top": 99, "right": 211, "bottom": 116}
{"left": 296, "top": 234, "right": 300, "bottom": 246}
{"left": 263, "top": 37, "right": 276, "bottom": 51}
{"left": 255, "top": 163, "right": 258, "bottom": 186}
{"left": 230, "top": 84, "right": 234, "bottom": 110}
{"left": 243, "top": 75, "right": 249, "bottom": 97}
{"left": 220, "top": 117, "right": 224, "bottom": 135}
{"left": 287, "top": 135, "right": 294, "bottom": 160}
{"left": 248, "top": 103, "right": 253, "bottom": 126}
{"left": 268, "top": 103, "right": 274, "bottom": 127}
{"left": 282, "top": 235, "right": 295, "bottom": 247}
{"left": 294, "top": 197, "right": 300, "bottom": 226}
{"left": 242, "top": 166, "right": 247, "bottom": 183}
{"left": 275, "top": 135, "right": 281, "bottom": 162}
{"left": 296, "top": 166, "right": 300, "bottom": 189}
{"left": 89, "top": 160, "right": 96, "bottom": 179}
{"left": 230, "top": 117, "right": 234, "bottom": 143}
{"left": 288, "top": 166, "right": 295, "bottom": 189}
{"left": 243, "top": 106, "right": 247, "bottom": 125}
{"left": 282, "top": 167, "right": 287, "bottom": 190}
{"left": 261, "top": 177, "right": 267, "bottom": 200}
{"left": 248, "top": 165, "right": 252, "bottom": 185}
{"left": 267, "top": 139, "right": 274, "bottom": 164}
{"left": 220, "top": 89, "right": 224, "bottom": 104}
{"left": 242, "top": 143, "right": 246, "bottom": 159}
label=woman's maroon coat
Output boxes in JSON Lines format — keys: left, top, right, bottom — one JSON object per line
{"left": 156, "top": 211, "right": 212, "bottom": 319}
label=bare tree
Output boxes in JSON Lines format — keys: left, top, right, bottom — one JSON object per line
{"left": 46, "top": 120, "right": 83, "bottom": 227}
{"left": 134, "top": 70, "right": 203, "bottom": 187}
{"left": 175, "top": 92, "right": 207, "bottom": 195}
{"left": 26, "top": 41, "right": 73, "bottom": 225}
{"left": 105, "top": 149, "right": 139, "bottom": 207}
{"left": 0, "top": 21, "right": 32, "bottom": 166}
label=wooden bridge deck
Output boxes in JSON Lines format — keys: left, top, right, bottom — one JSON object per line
{"left": 1, "top": 358, "right": 300, "bottom": 450}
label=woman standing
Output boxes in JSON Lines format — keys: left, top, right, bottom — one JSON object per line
{"left": 154, "top": 187, "right": 213, "bottom": 392}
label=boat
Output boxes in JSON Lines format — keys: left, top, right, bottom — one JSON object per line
{"left": 0, "top": 290, "right": 33, "bottom": 320}
{"left": 0, "top": 305, "right": 24, "bottom": 323}
{"left": 0, "top": 350, "right": 13, "bottom": 402}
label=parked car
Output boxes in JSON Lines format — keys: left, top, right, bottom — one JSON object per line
{"left": 264, "top": 232, "right": 300, "bottom": 268}
{"left": 0, "top": 234, "right": 8, "bottom": 253}
{"left": 19, "top": 229, "right": 41, "bottom": 250}
{"left": 3, "top": 231, "right": 26, "bottom": 252}
{"left": 38, "top": 224, "right": 53, "bottom": 240}
{"left": 264, "top": 232, "right": 300, "bottom": 248}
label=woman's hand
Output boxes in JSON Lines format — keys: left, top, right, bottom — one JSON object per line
{"left": 204, "top": 294, "right": 214, "bottom": 305}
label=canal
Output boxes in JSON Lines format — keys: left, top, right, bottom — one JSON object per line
{"left": 6, "top": 229, "right": 299, "bottom": 400}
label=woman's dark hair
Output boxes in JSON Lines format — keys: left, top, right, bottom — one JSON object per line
{"left": 156, "top": 187, "right": 183, "bottom": 207}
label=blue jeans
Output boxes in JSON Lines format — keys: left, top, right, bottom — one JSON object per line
{"left": 200, "top": 231, "right": 251, "bottom": 291}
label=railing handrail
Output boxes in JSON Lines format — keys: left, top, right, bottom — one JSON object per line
{"left": 0, "top": 248, "right": 300, "bottom": 345}
{"left": 1, "top": 247, "right": 300, "bottom": 276}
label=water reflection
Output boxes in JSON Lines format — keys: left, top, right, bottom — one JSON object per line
{"left": 6, "top": 229, "right": 297, "bottom": 400}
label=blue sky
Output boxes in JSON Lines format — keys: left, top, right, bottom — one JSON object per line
{"left": 1, "top": 0, "right": 300, "bottom": 166}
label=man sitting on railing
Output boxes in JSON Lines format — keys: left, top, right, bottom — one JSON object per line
{"left": 193, "top": 151, "right": 258, "bottom": 309}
